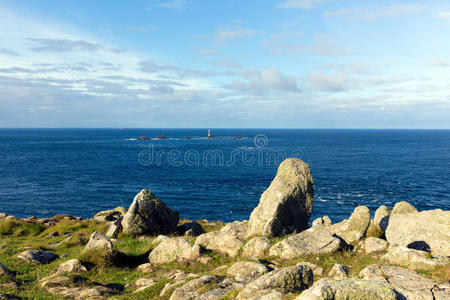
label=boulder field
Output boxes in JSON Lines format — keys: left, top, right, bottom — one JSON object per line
{"left": 0, "top": 158, "right": 449, "bottom": 299}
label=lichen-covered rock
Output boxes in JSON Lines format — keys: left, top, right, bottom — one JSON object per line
{"left": 360, "top": 237, "right": 388, "bottom": 254}
{"left": 195, "top": 222, "right": 247, "bottom": 257}
{"left": 57, "top": 259, "right": 87, "bottom": 274}
{"left": 391, "top": 201, "right": 418, "bottom": 214}
{"left": 137, "top": 263, "right": 153, "bottom": 273}
{"left": 83, "top": 232, "right": 113, "bottom": 254}
{"left": 269, "top": 226, "right": 344, "bottom": 259}
{"left": 432, "top": 283, "right": 450, "bottom": 300}
{"left": 149, "top": 237, "right": 202, "bottom": 265}
{"left": 359, "top": 264, "right": 387, "bottom": 283}
{"left": 227, "top": 261, "right": 269, "bottom": 278}
{"left": 247, "top": 158, "right": 314, "bottom": 237}
{"left": 122, "top": 189, "right": 179, "bottom": 236}
{"left": 242, "top": 237, "right": 271, "bottom": 258}
{"left": 382, "top": 245, "right": 448, "bottom": 270}
{"left": 248, "top": 291, "right": 282, "bottom": 300}
{"left": 236, "top": 263, "right": 313, "bottom": 300}
{"left": 381, "top": 266, "right": 436, "bottom": 300}
{"left": 169, "top": 275, "right": 219, "bottom": 300}
{"left": 328, "top": 264, "right": 348, "bottom": 278}
{"left": 296, "top": 262, "right": 324, "bottom": 277}
{"left": 17, "top": 250, "right": 59, "bottom": 265}
{"left": 335, "top": 206, "right": 371, "bottom": 244}
{"left": 296, "top": 277, "right": 397, "bottom": 300}
{"left": 385, "top": 209, "right": 450, "bottom": 256}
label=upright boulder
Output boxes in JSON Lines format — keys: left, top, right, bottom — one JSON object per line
{"left": 122, "top": 189, "right": 179, "bottom": 236}
{"left": 335, "top": 206, "right": 371, "bottom": 244}
{"left": 391, "top": 201, "right": 418, "bottom": 215}
{"left": 248, "top": 159, "right": 314, "bottom": 237}
{"left": 385, "top": 209, "right": 450, "bottom": 256}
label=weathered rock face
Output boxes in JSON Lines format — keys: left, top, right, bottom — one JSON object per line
{"left": 391, "top": 201, "right": 418, "bottom": 214}
{"left": 382, "top": 245, "right": 448, "bottom": 270}
{"left": 385, "top": 209, "right": 450, "bottom": 256}
{"left": 83, "top": 232, "right": 114, "bottom": 254}
{"left": 57, "top": 259, "right": 87, "bottom": 274}
{"left": 149, "top": 237, "right": 202, "bottom": 265}
{"left": 237, "top": 263, "right": 313, "bottom": 300}
{"left": 227, "top": 261, "right": 269, "bottom": 278}
{"left": 241, "top": 237, "right": 271, "bottom": 258}
{"left": 17, "top": 250, "right": 59, "bottom": 265}
{"left": 269, "top": 226, "right": 344, "bottom": 259}
{"left": 335, "top": 206, "right": 371, "bottom": 244}
{"left": 122, "top": 189, "right": 179, "bottom": 236}
{"left": 296, "top": 277, "right": 397, "bottom": 300}
{"left": 195, "top": 221, "right": 247, "bottom": 257}
{"left": 382, "top": 266, "right": 436, "bottom": 300}
{"left": 374, "top": 205, "right": 390, "bottom": 232}
{"left": 312, "top": 215, "right": 331, "bottom": 227}
{"left": 247, "top": 158, "right": 314, "bottom": 237}
{"left": 169, "top": 275, "right": 219, "bottom": 300}
{"left": 360, "top": 237, "right": 388, "bottom": 254}
{"left": 359, "top": 264, "right": 387, "bottom": 283}
{"left": 328, "top": 264, "right": 348, "bottom": 278}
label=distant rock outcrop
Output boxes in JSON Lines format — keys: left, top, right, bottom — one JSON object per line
{"left": 122, "top": 189, "right": 179, "bottom": 236}
{"left": 247, "top": 158, "right": 314, "bottom": 237}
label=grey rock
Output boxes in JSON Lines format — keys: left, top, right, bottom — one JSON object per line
{"left": 382, "top": 245, "right": 448, "bottom": 270}
{"left": 385, "top": 209, "right": 450, "bottom": 256}
{"left": 391, "top": 201, "right": 418, "bottom": 214}
{"left": 227, "top": 261, "right": 269, "bottom": 278}
{"left": 247, "top": 158, "right": 314, "bottom": 237}
{"left": 359, "top": 264, "right": 387, "bottom": 283}
{"left": 296, "top": 277, "right": 397, "bottom": 300}
{"left": 57, "top": 259, "right": 87, "bottom": 274}
{"left": 269, "top": 226, "right": 344, "bottom": 259}
{"left": 177, "top": 221, "right": 205, "bottom": 237}
{"left": 242, "top": 237, "right": 271, "bottom": 258}
{"left": 236, "top": 263, "right": 313, "bottom": 300}
{"left": 169, "top": 275, "right": 218, "bottom": 300}
{"left": 17, "top": 250, "right": 59, "bottom": 265}
{"left": 328, "top": 264, "right": 348, "bottom": 278}
{"left": 83, "top": 232, "right": 114, "bottom": 254}
{"left": 335, "top": 205, "right": 371, "bottom": 244}
{"left": 360, "top": 237, "right": 388, "bottom": 254}
{"left": 122, "top": 189, "right": 179, "bottom": 236}
{"left": 149, "top": 237, "right": 202, "bottom": 264}
{"left": 374, "top": 205, "right": 391, "bottom": 232}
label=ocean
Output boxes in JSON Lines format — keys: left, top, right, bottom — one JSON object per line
{"left": 0, "top": 128, "right": 449, "bottom": 223}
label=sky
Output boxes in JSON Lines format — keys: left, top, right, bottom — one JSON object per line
{"left": 0, "top": 0, "right": 449, "bottom": 128}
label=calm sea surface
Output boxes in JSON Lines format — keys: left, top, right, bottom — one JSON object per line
{"left": 0, "top": 129, "right": 449, "bottom": 223}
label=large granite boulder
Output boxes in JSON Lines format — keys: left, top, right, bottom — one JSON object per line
{"left": 296, "top": 277, "right": 397, "bottom": 300}
{"left": 247, "top": 159, "right": 314, "bottom": 237}
{"left": 385, "top": 209, "right": 450, "bottom": 256}
{"left": 83, "top": 232, "right": 114, "bottom": 254}
{"left": 391, "top": 201, "right": 418, "bottom": 214}
{"left": 269, "top": 226, "right": 344, "bottom": 259}
{"left": 335, "top": 206, "right": 371, "bottom": 244}
{"left": 122, "top": 189, "right": 179, "bottom": 236}
{"left": 382, "top": 245, "right": 448, "bottom": 270}
{"left": 149, "top": 237, "right": 202, "bottom": 265}
{"left": 237, "top": 263, "right": 313, "bottom": 300}
{"left": 195, "top": 221, "right": 247, "bottom": 257}
{"left": 359, "top": 237, "right": 388, "bottom": 254}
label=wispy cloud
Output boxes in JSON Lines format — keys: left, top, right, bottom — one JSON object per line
{"left": 308, "top": 72, "right": 350, "bottom": 92}
{"left": 207, "top": 59, "right": 242, "bottom": 68}
{"left": 269, "top": 39, "right": 356, "bottom": 56}
{"left": 324, "top": 4, "right": 424, "bottom": 21}
{"left": 150, "top": 0, "right": 187, "bottom": 12}
{"left": 276, "top": 0, "right": 326, "bottom": 10}
{"left": 213, "top": 27, "right": 260, "bottom": 42}
{"left": 437, "top": 11, "right": 450, "bottom": 20}
{"left": 29, "top": 38, "right": 104, "bottom": 52}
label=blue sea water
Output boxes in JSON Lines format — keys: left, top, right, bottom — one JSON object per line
{"left": 0, "top": 129, "right": 449, "bottom": 223}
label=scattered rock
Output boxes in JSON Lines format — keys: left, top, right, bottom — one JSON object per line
{"left": 269, "top": 226, "right": 344, "bottom": 259}
{"left": 57, "top": 259, "right": 87, "bottom": 274}
{"left": 169, "top": 275, "right": 218, "bottom": 300}
{"left": 360, "top": 237, "right": 388, "bottom": 254}
{"left": 296, "top": 262, "right": 324, "bottom": 277}
{"left": 17, "top": 250, "right": 59, "bottom": 265}
{"left": 93, "top": 207, "right": 125, "bottom": 222}
{"left": 177, "top": 221, "right": 205, "bottom": 237}
{"left": 381, "top": 265, "right": 436, "bottom": 300}
{"left": 137, "top": 263, "right": 153, "bottom": 273}
{"left": 248, "top": 291, "right": 282, "bottom": 300}
{"left": 105, "top": 217, "right": 123, "bottom": 238}
{"left": 391, "top": 201, "right": 418, "bottom": 214}
{"left": 237, "top": 263, "right": 313, "bottom": 300}
{"left": 247, "top": 158, "right": 314, "bottom": 237}
{"left": 149, "top": 237, "right": 202, "bottom": 264}
{"left": 328, "top": 264, "right": 348, "bottom": 278}
{"left": 150, "top": 235, "right": 170, "bottom": 247}
{"left": 82, "top": 232, "right": 114, "bottom": 254}
{"left": 227, "top": 261, "right": 269, "bottom": 278}
{"left": 335, "top": 205, "right": 371, "bottom": 244}
{"left": 374, "top": 205, "right": 390, "bottom": 232}
{"left": 385, "top": 209, "right": 450, "bottom": 256}
{"left": 195, "top": 228, "right": 244, "bottom": 257}
{"left": 122, "top": 189, "right": 179, "bottom": 236}
{"left": 242, "top": 237, "right": 271, "bottom": 258}
{"left": 296, "top": 277, "right": 397, "bottom": 300}
{"left": 382, "top": 245, "right": 448, "bottom": 270}
{"left": 312, "top": 215, "right": 331, "bottom": 227}
{"left": 359, "top": 264, "right": 387, "bottom": 283}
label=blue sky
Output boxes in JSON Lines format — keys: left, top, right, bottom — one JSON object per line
{"left": 0, "top": 0, "right": 449, "bottom": 128}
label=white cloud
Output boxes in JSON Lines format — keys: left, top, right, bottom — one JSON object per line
{"left": 151, "top": 0, "right": 187, "bottom": 12}
{"left": 214, "top": 27, "right": 260, "bottom": 42}
{"left": 426, "top": 58, "right": 450, "bottom": 67}
{"left": 269, "top": 39, "right": 355, "bottom": 56}
{"left": 207, "top": 59, "right": 242, "bottom": 68}
{"left": 437, "top": 11, "right": 450, "bottom": 20}
{"left": 324, "top": 4, "right": 424, "bottom": 21}
{"left": 229, "top": 68, "right": 300, "bottom": 95}
{"left": 276, "top": 0, "right": 326, "bottom": 10}
{"left": 308, "top": 72, "right": 350, "bottom": 92}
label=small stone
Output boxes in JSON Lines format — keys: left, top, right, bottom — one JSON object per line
{"left": 328, "top": 264, "right": 348, "bottom": 278}
{"left": 17, "top": 250, "right": 59, "bottom": 265}
{"left": 57, "top": 259, "right": 87, "bottom": 274}
{"left": 82, "top": 232, "right": 114, "bottom": 254}
{"left": 137, "top": 263, "right": 153, "bottom": 273}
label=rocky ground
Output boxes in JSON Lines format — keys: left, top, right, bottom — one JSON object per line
{"left": 0, "top": 158, "right": 449, "bottom": 299}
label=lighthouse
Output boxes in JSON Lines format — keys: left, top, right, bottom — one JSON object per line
{"left": 207, "top": 129, "right": 215, "bottom": 139}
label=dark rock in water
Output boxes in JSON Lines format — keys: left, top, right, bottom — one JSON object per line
{"left": 137, "top": 136, "right": 150, "bottom": 140}
{"left": 248, "top": 158, "right": 314, "bottom": 237}
{"left": 177, "top": 221, "right": 205, "bottom": 237}
{"left": 122, "top": 189, "right": 179, "bottom": 236}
